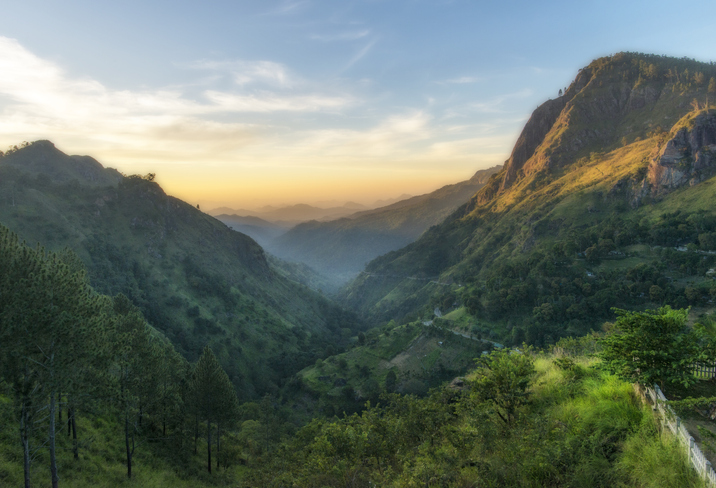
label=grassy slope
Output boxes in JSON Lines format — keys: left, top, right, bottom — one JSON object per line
{"left": 297, "top": 321, "right": 487, "bottom": 409}
{"left": 0, "top": 393, "right": 245, "bottom": 487}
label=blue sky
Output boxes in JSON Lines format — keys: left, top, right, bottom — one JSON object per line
{"left": 0, "top": 0, "right": 714, "bottom": 209}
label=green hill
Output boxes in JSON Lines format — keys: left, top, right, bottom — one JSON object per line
{"left": 0, "top": 141, "right": 362, "bottom": 398}
{"left": 341, "top": 52, "right": 716, "bottom": 346}
{"left": 267, "top": 165, "right": 501, "bottom": 287}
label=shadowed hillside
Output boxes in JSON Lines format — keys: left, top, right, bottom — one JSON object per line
{"left": 0, "top": 141, "right": 363, "bottom": 398}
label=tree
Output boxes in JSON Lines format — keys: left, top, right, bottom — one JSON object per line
{"left": 385, "top": 369, "right": 397, "bottom": 393}
{"left": 0, "top": 231, "right": 109, "bottom": 488}
{"left": 471, "top": 349, "right": 535, "bottom": 426}
{"left": 110, "top": 294, "right": 158, "bottom": 479}
{"left": 599, "top": 306, "right": 710, "bottom": 387}
{"left": 649, "top": 285, "right": 664, "bottom": 303}
{"left": 190, "top": 346, "right": 238, "bottom": 473}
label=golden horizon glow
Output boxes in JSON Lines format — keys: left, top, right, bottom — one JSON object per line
{"left": 0, "top": 35, "right": 518, "bottom": 210}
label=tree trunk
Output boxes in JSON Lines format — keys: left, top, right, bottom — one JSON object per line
{"left": 49, "top": 388, "right": 59, "bottom": 488}
{"left": 207, "top": 419, "right": 212, "bottom": 473}
{"left": 125, "top": 412, "right": 132, "bottom": 479}
{"left": 21, "top": 400, "right": 31, "bottom": 488}
{"left": 194, "top": 415, "right": 199, "bottom": 455}
{"left": 71, "top": 409, "right": 78, "bottom": 460}
{"left": 122, "top": 379, "right": 132, "bottom": 479}
{"left": 216, "top": 423, "right": 220, "bottom": 470}
{"left": 58, "top": 391, "right": 62, "bottom": 425}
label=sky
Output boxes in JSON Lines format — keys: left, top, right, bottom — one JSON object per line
{"left": 0, "top": 0, "right": 714, "bottom": 210}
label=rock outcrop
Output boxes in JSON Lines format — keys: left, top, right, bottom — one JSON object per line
{"left": 647, "top": 113, "right": 716, "bottom": 195}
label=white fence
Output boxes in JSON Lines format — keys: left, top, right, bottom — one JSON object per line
{"left": 694, "top": 362, "right": 716, "bottom": 379}
{"left": 645, "top": 384, "right": 716, "bottom": 486}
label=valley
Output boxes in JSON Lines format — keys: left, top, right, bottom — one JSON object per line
{"left": 4, "top": 52, "right": 716, "bottom": 487}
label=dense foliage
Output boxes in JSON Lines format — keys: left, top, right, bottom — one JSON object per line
{"left": 0, "top": 225, "right": 239, "bottom": 486}
{"left": 241, "top": 351, "right": 701, "bottom": 488}
{"left": 599, "top": 307, "right": 714, "bottom": 388}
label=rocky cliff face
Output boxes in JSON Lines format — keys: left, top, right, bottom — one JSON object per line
{"left": 472, "top": 53, "right": 716, "bottom": 210}
{"left": 647, "top": 112, "right": 716, "bottom": 194}
{"left": 496, "top": 67, "right": 592, "bottom": 194}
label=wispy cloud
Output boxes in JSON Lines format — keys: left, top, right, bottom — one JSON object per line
{"left": 290, "top": 111, "right": 432, "bottom": 159}
{"left": 343, "top": 39, "right": 378, "bottom": 71}
{"left": 0, "top": 36, "right": 353, "bottom": 163}
{"left": 310, "top": 30, "right": 371, "bottom": 42}
{"left": 264, "top": 0, "right": 310, "bottom": 15}
{"left": 182, "top": 59, "right": 294, "bottom": 87}
{"left": 442, "top": 76, "right": 483, "bottom": 84}
{"left": 203, "top": 91, "right": 350, "bottom": 112}
{"left": 469, "top": 89, "right": 533, "bottom": 113}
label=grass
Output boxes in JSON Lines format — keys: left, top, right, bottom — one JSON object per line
{"left": 618, "top": 417, "right": 707, "bottom": 488}
{"left": 0, "top": 394, "right": 241, "bottom": 487}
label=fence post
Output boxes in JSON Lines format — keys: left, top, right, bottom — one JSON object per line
{"left": 689, "top": 437, "right": 695, "bottom": 461}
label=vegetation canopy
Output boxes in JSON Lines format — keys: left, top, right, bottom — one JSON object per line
{"left": 599, "top": 306, "right": 712, "bottom": 388}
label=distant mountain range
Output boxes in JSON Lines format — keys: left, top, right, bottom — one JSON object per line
{"left": 207, "top": 196, "right": 412, "bottom": 224}
{"left": 208, "top": 201, "right": 371, "bottom": 225}
{"left": 263, "top": 166, "right": 501, "bottom": 286}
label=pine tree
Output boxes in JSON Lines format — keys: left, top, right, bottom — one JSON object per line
{"left": 0, "top": 230, "right": 108, "bottom": 488}
{"left": 191, "top": 346, "right": 238, "bottom": 473}
{"left": 110, "top": 293, "right": 157, "bottom": 479}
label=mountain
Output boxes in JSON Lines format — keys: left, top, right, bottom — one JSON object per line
{"left": 0, "top": 141, "right": 362, "bottom": 397}
{"left": 209, "top": 202, "right": 366, "bottom": 224}
{"left": 373, "top": 193, "right": 413, "bottom": 207}
{"left": 266, "top": 165, "right": 501, "bottom": 286}
{"left": 214, "top": 213, "right": 289, "bottom": 248}
{"left": 341, "top": 52, "right": 716, "bottom": 346}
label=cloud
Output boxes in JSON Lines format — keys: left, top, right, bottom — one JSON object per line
{"left": 310, "top": 30, "right": 371, "bottom": 42}
{"left": 288, "top": 111, "right": 433, "bottom": 160}
{"left": 343, "top": 39, "right": 378, "bottom": 71}
{"left": 264, "top": 0, "right": 311, "bottom": 15}
{"left": 442, "top": 76, "right": 483, "bottom": 84}
{"left": 203, "top": 91, "right": 351, "bottom": 112}
{"left": 469, "top": 89, "right": 533, "bottom": 113}
{"left": 183, "top": 59, "right": 294, "bottom": 87}
{"left": 0, "top": 36, "right": 355, "bottom": 155}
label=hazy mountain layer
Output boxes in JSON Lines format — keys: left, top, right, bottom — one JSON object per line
{"left": 266, "top": 166, "right": 501, "bottom": 286}
{"left": 214, "top": 213, "right": 289, "bottom": 249}
{"left": 341, "top": 53, "right": 716, "bottom": 345}
{"left": 209, "top": 202, "right": 367, "bottom": 225}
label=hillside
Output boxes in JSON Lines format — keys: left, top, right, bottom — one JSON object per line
{"left": 214, "top": 213, "right": 289, "bottom": 249}
{"left": 341, "top": 52, "right": 716, "bottom": 345}
{"left": 0, "top": 141, "right": 362, "bottom": 398}
{"left": 266, "top": 166, "right": 501, "bottom": 286}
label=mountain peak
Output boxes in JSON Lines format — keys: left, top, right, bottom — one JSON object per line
{"left": 1, "top": 140, "right": 123, "bottom": 187}
{"left": 477, "top": 52, "right": 716, "bottom": 206}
